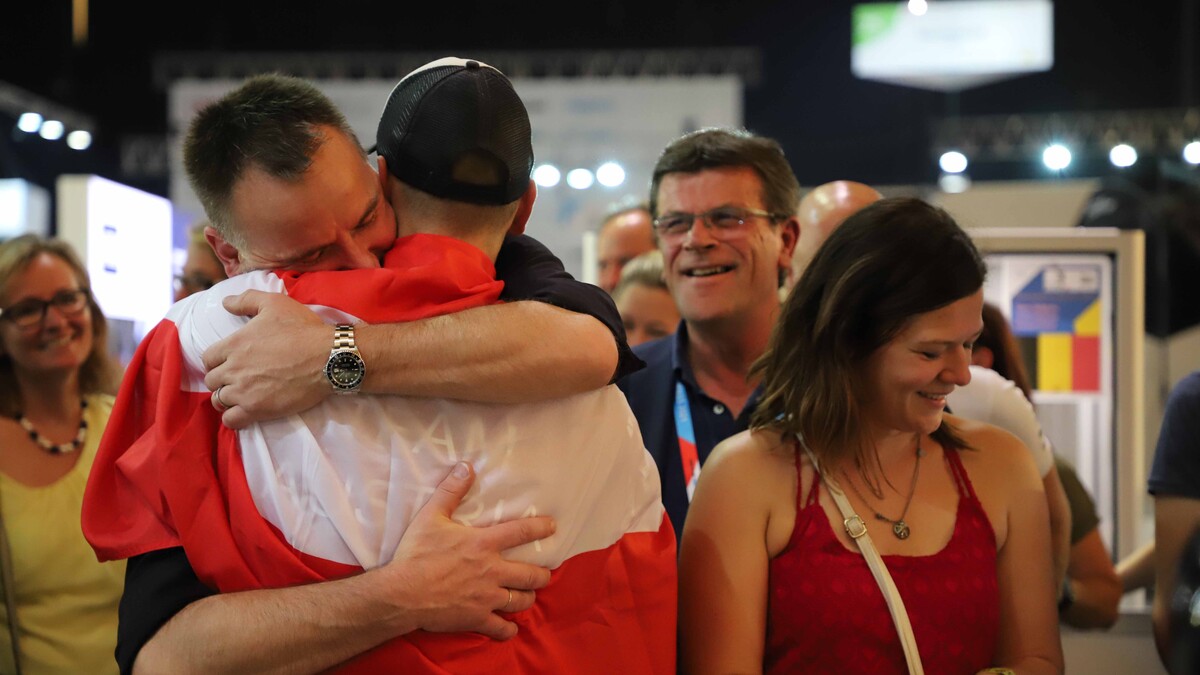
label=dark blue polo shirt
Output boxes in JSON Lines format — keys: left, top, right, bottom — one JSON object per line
{"left": 617, "top": 322, "right": 762, "bottom": 543}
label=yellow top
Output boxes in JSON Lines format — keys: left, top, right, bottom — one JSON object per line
{"left": 0, "top": 394, "right": 124, "bottom": 675}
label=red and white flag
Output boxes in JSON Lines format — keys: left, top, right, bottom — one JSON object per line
{"left": 83, "top": 234, "right": 676, "bottom": 674}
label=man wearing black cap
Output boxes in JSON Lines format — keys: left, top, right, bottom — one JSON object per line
{"left": 89, "top": 61, "right": 670, "bottom": 674}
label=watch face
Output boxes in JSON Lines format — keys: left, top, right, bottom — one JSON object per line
{"left": 326, "top": 351, "right": 365, "bottom": 389}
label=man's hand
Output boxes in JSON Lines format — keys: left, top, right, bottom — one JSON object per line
{"left": 203, "top": 290, "right": 331, "bottom": 429}
{"left": 382, "top": 462, "right": 555, "bottom": 640}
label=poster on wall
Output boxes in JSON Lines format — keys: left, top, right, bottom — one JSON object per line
{"left": 983, "top": 253, "right": 1116, "bottom": 547}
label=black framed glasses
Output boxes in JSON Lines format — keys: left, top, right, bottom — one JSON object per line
{"left": 0, "top": 289, "right": 91, "bottom": 328}
{"left": 652, "top": 206, "right": 787, "bottom": 242}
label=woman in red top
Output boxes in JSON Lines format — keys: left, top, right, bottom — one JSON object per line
{"left": 678, "top": 198, "right": 1063, "bottom": 674}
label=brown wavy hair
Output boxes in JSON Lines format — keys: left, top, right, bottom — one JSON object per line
{"left": 751, "top": 198, "right": 986, "bottom": 476}
{"left": 0, "top": 235, "right": 117, "bottom": 417}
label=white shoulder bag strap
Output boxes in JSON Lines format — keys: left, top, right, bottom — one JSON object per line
{"left": 797, "top": 433, "right": 924, "bottom": 675}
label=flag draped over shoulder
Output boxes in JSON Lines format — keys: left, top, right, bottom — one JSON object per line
{"left": 83, "top": 234, "right": 676, "bottom": 674}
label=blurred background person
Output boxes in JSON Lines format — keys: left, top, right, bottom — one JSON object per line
{"left": 0, "top": 235, "right": 122, "bottom": 674}
{"left": 612, "top": 250, "right": 679, "bottom": 348}
{"left": 680, "top": 198, "right": 1062, "bottom": 674}
{"left": 174, "top": 220, "right": 227, "bottom": 302}
{"left": 596, "top": 202, "right": 655, "bottom": 294}
{"left": 970, "top": 301, "right": 1122, "bottom": 629}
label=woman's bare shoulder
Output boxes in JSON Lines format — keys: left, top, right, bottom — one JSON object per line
{"left": 704, "top": 428, "right": 797, "bottom": 484}
{"left": 946, "top": 414, "right": 1041, "bottom": 485}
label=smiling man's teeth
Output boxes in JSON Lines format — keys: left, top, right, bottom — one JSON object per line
{"left": 919, "top": 392, "right": 946, "bottom": 400}
{"left": 687, "top": 266, "right": 733, "bottom": 277}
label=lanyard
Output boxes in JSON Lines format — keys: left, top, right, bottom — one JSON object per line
{"left": 674, "top": 381, "right": 701, "bottom": 502}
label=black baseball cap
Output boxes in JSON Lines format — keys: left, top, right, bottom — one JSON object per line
{"left": 373, "top": 57, "right": 534, "bottom": 206}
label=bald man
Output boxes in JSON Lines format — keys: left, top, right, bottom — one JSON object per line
{"left": 597, "top": 205, "right": 656, "bottom": 293}
{"left": 786, "top": 180, "right": 882, "bottom": 292}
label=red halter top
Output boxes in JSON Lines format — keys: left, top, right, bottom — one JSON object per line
{"left": 764, "top": 446, "right": 1000, "bottom": 674}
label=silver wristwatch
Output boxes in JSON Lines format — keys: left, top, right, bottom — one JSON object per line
{"left": 323, "top": 323, "right": 365, "bottom": 393}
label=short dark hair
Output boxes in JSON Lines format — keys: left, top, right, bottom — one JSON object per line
{"left": 751, "top": 198, "right": 986, "bottom": 473}
{"left": 182, "top": 74, "right": 361, "bottom": 245}
{"left": 648, "top": 128, "right": 800, "bottom": 218}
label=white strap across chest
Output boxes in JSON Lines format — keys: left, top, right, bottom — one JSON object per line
{"left": 797, "top": 433, "right": 925, "bottom": 675}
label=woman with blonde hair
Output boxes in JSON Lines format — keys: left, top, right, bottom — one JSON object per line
{"left": 0, "top": 235, "right": 122, "bottom": 673}
{"left": 612, "top": 250, "right": 680, "bottom": 347}
{"left": 679, "top": 199, "right": 1062, "bottom": 674}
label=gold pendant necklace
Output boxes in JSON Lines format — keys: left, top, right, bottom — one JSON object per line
{"left": 844, "top": 434, "right": 923, "bottom": 540}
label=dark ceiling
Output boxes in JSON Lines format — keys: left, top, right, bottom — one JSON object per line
{"left": 1, "top": 0, "right": 1195, "bottom": 197}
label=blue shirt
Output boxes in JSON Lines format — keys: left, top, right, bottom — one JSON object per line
{"left": 1150, "top": 371, "right": 1200, "bottom": 500}
{"left": 617, "top": 323, "right": 762, "bottom": 543}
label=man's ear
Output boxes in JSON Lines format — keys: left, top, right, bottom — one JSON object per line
{"left": 205, "top": 226, "right": 244, "bottom": 277}
{"left": 377, "top": 156, "right": 390, "bottom": 193}
{"left": 971, "top": 345, "right": 995, "bottom": 369}
{"left": 777, "top": 216, "right": 800, "bottom": 273}
{"left": 508, "top": 180, "right": 537, "bottom": 236}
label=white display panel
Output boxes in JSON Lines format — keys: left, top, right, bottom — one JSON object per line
{"left": 56, "top": 175, "right": 174, "bottom": 363}
{"left": 169, "top": 76, "right": 741, "bottom": 279}
{"left": 852, "top": 0, "right": 1054, "bottom": 91}
{"left": 0, "top": 178, "right": 50, "bottom": 239}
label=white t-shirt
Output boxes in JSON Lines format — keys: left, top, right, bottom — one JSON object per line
{"left": 946, "top": 365, "right": 1054, "bottom": 478}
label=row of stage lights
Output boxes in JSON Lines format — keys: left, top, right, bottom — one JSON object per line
{"left": 939, "top": 141, "right": 1200, "bottom": 175}
{"left": 532, "top": 161, "right": 627, "bottom": 190}
{"left": 15, "top": 113, "right": 92, "bottom": 150}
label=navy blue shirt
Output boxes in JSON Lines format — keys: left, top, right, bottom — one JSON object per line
{"left": 617, "top": 323, "right": 762, "bottom": 543}
{"left": 1150, "top": 371, "right": 1200, "bottom": 500}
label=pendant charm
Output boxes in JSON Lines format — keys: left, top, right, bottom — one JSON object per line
{"left": 892, "top": 521, "right": 910, "bottom": 539}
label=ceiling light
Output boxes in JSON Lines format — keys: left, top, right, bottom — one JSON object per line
{"left": 67, "top": 130, "right": 92, "bottom": 150}
{"left": 939, "top": 151, "right": 968, "bottom": 174}
{"left": 596, "top": 162, "right": 626, "bottom": 187}
{"left": 39, "top": 120, "right": 65, "bottom": 141}
{"left": 533, "top": 164, "right": 561, "bottom": 187}
{"left": 566, "top": 168, "right": 595, "bottom": 190}
{"left": 1042, "top": 144, "right": 1072, "bottom": 171}
{"left": 17, "top": 113, "right": 42, "bottom": 133}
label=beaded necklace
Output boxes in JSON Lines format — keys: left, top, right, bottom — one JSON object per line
{"left": 15, "top": 398, "right": 88, "bottom": 454}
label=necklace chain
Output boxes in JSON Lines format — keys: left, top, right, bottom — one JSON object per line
{"left": 842, "top": 434, "right": 923, "bottom": 540}
{"left": 15, "top": 399, "right": 88, "bottom": 455}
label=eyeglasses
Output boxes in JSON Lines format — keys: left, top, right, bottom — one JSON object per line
{"left": 173, "top": 273, "right": 218, "bottom": 295}
{"left": 652, "top": 207, "right": 787, "bottom": 242}
{"left": 0, "top": 289, "right": 90, "bottom": 328}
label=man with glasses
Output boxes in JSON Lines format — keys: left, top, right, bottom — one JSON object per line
{"left": 617, "top": 128, "right": 799, "bottom": 540}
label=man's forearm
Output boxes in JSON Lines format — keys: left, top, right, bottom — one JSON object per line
{"left": 359, "top": 301, "right": 618, "bottom": 402}
{"left": 1043, "top": 467, "right": 1072, "bottom": 590}
{"left": 134, "top": 568, "right": 415, "bottom": 675}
